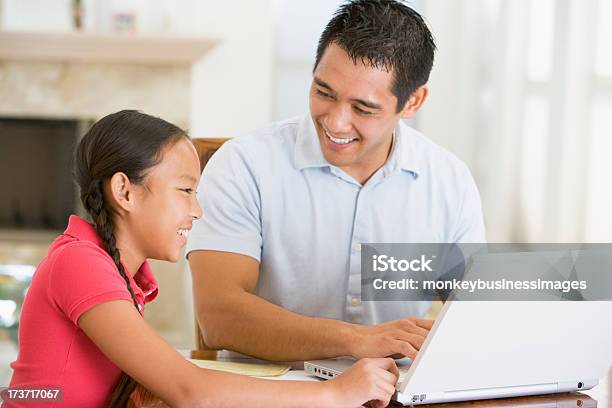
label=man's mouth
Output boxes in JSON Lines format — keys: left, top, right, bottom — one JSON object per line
{"left": 325, "top": 129, "right": 357, "bottom": 145}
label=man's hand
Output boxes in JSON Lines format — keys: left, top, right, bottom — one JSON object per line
{"left": 348, "top": 317, "right": 434, "bottom": 360}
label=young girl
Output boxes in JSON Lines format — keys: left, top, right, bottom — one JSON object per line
{"left": 6, "top": 110, "right": 398, "bottom": 408}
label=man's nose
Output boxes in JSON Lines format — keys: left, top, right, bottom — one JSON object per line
{"left": 325, "top": 104, "right": 352, "bottom": 134}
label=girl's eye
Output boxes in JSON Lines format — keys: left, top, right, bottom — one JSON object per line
{"left": 180, "top": 188, "right": 193, "bottom": 194}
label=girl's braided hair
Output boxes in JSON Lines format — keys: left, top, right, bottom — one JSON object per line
{"left": 74, "top": 110, "right": 186, "bottom": 407}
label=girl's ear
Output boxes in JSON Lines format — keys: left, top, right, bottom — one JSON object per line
{"left": 107, "top": 172, "right": 136, "bottom": 213}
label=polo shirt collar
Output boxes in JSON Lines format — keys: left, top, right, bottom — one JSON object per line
{"left": 294, "top": 115, "right": 331, "bottom": 169}
{"left": 388, "top": 120, "right": 420, "bottom": 178}
{"left": 65, "top": 214, "right": 103, "bottom": 246}
{"left": 64, "top": 215, "right": 159, "bottom": 303}
{"left": 294, "top": 115, "right": 420, "bottom": 178}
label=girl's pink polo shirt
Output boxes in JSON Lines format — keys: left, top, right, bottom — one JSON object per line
{"left": 6, "top": 215, "right": 159, "bottom": 408}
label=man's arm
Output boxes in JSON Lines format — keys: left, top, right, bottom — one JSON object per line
{"left": 189, "top": 250, "right": 433, "bottom": 362}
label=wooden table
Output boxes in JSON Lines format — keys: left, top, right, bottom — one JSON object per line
{"left": 129, "top": 353, "right": 611, "bottom": 408}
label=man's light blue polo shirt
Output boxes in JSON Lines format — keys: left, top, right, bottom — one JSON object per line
{"left": 186, "top": 115, "right": 486, "bottom": 324}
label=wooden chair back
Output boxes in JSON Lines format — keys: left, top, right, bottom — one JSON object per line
{"left": 190, "top": 137, "right": 229, "bottom": 353}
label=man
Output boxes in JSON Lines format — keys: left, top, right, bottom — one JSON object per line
{"left": 187, "top": 0, "right": 485, "bottom": 362}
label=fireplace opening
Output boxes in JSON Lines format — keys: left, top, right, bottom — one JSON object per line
{"left": 0, "top": 117, "right": 90, "bottom": 231}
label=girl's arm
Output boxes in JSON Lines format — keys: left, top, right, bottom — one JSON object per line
{"left": 78, "top": 300, "right": 398, "bottom": 408}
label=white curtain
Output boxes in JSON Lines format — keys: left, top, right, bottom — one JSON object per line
{"left": 417, "top": 0, "right": 612, "bottom": 243}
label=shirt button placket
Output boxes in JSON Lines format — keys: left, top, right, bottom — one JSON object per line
{"left": 347, "top": 187, "right": 366, "bottom": 324}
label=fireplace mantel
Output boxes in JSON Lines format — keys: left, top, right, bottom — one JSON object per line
{"left": 0, "top": 31, "right": 219, "bottom": 65}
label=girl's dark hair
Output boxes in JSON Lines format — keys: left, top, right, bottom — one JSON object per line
{"left": 74, "top": 109, "right": 187, "bottom": 407}
{"left": 314, "top": 0, "right": 436, "bottom": 113}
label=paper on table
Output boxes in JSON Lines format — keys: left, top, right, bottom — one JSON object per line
{"left": 187, "top": 358, "right": 291, "bottom": 377}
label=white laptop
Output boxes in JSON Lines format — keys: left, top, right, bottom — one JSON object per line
{"left": 306, "top": 300, "right": 612, "bottom": 405}
{"left": 305, "top": 250, "right": 612, "bottom": 405}
{"left": 304, "top": 249, "right": 612, "bottom": 405}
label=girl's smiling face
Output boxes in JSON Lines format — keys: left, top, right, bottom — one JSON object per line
{"left": 125, "top": 137, "right": 203, "bottom": 264}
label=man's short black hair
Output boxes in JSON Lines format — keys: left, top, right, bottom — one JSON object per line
{"left": 314, "top": 0, "right": 436, "bottom": 113}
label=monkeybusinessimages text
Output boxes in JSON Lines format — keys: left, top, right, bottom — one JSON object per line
{"left": 370, "top": 255, "right": 587, "bottom": 294}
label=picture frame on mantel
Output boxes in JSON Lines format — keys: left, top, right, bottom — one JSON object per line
{"left": 81, "top": 0, "right": 173, "bottom": 35}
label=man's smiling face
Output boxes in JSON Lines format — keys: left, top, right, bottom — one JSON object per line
{"left": 309, "top": 42, "right": 408, "bottom": 184}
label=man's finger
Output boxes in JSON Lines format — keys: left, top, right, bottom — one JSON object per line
{"left": 415, "top": 318, "right": 435, "bottom": 330}
{"left": 393, "top": 330, "right": 426, "bottom": 350}
{"left": 398, "top": 320, "right": 429, "bottom": 337}
{"left": 388, "top": 340, "right": 417, "bottom": 360}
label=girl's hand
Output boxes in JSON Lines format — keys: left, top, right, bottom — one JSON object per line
{"left": 325, "top": 358, "right": 399, "bottom": 408}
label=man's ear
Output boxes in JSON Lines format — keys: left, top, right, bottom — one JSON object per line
{"left": 106, "top": 172, "right": 136, "bottom": 213}
{"left": 399, "top": 85, "right": 429, "bottom": 119}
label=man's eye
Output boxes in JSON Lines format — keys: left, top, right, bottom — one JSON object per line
{"left": 354, "top": 106, "right": 373, "bottom": 115}
{"left": 316, "top": 89, "right": 332, "bottom": 98}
